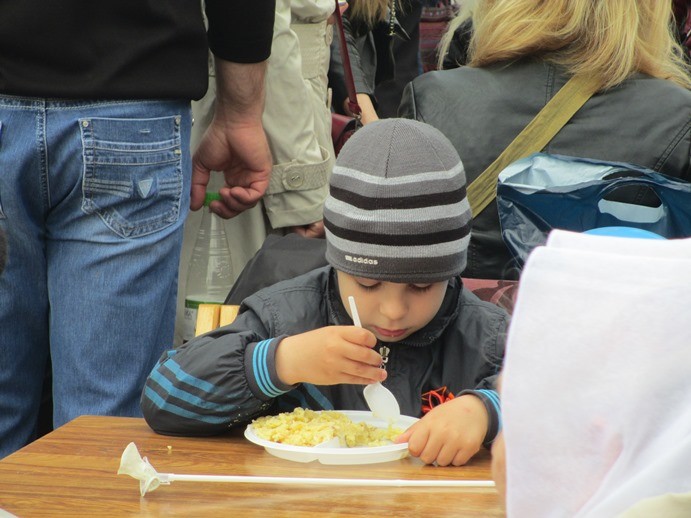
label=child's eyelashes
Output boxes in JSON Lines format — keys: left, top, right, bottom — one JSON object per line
{"left": 355, "top": 281, "right": 432, "bottom": 293}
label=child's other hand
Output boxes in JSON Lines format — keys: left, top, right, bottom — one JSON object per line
{"left": 276, "top": 326, "right": 386, "bottom": 386}
{"left": 394, "top": 395, "right": 488, "bottom": 466}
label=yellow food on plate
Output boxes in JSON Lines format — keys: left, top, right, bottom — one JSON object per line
{"left": 251, "top": 408, "right": 403, "bottom": 448}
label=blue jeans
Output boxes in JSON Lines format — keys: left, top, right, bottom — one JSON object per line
{"left": 0, "top": 96, "right": 192, "bottom": 458}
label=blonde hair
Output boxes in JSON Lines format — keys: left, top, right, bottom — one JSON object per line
{"left": 347, "top": 0, "right": 391, "bottom": 27}
{"left": 439, "top": 0, "right": 691, "bottom": 90}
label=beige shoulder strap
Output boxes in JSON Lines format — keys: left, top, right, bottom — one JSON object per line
{"left": 467, "top": 75, "right": 602, "bottom": 215}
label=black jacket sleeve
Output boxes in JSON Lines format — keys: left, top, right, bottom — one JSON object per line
{"left": 205, "top": 0, "right": 276, "bottom": 63}
{"left": 140, "top": 303, "right": 293, "bottom": 437}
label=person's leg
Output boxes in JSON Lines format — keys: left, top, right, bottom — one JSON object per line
{"left": 0, "top": 97, "right": 51, "bottom": 458}
{"left": 36, "top": 359, "right": 54, "bottom": 438}
{"left": 45, "top": 99, "right": 191, "bottom": 427}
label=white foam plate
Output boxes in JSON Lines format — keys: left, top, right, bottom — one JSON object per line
{"left": 244, "top": 410, "right": 418, "bottom": 465}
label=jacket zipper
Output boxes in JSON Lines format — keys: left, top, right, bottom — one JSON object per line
{"left": 378, "top": 344, "right": 391, "bottom": 370}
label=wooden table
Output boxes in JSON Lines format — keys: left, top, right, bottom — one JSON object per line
{"left": 0, "top": 416, "right": 503, "bottom": 517}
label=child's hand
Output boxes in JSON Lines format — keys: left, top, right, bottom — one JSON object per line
{"left": 276, "top": 326, "right": 386, "bottom": 386}
{"left": 394, "top": 394, "right": 488, "bottom": 466}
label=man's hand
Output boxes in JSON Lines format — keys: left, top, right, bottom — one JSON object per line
{"left": 191, "top": 59, "right": 273, "bottom": 218}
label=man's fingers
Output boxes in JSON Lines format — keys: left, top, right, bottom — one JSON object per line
{"left": 224, "top": 185, "right": 266, "bottom": 205}
{"left": 203, "top": 187, "right": 263, "bottom": 219}
{"left": 208, "top": 203, "right": 241, "bottom": 219}
{"left": 190, "top": 162, "right": 211, "bottom": 211}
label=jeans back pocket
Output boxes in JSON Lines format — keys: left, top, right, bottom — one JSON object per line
{"left": 80, "top": 115, "right": 183, "bottom": 238}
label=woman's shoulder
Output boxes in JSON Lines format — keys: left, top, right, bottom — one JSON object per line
{"left": 599, "top": 73, "right": 691, "bottom": 137}
{"left": 411, "top": 59, "right": 550, "bottom": 89}
{"left": 614, "top": 73, "right": 691, "bottom": 106}
{"left": 412, "top": 59, "right": 690, "bottom": 104}
{"left": 406, "top": 59, "right": 557, "bottom": 117}
{"left": 573, "top": 73, "right": 690, "bottom": 176}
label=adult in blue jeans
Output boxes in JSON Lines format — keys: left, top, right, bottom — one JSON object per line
{"left": 0, "top": 1, "right": 275, "bottom": 459}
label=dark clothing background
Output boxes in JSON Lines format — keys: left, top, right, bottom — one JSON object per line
{"left": 673, "top": 0, "right": 691, "bottom": 60}
{"left": 442, "top": 18, "right": 472, "bottom": 70}
{"left": 374, "top": 0, "right": 423, "bottom": 117}
{"left": 329, "top": 0, "right": 422, "bottom": 117}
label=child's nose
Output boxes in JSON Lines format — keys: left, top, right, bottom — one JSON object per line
{"left": 379, "top": 297, "right": 407, "bottom": 322}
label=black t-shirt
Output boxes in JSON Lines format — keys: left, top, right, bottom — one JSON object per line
{"left": 0, "top": 0, "right": 275, "bottom": 100}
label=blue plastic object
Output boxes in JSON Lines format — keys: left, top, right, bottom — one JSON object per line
{"left": 584, "top": 226, "right": 666, "bottom": 240}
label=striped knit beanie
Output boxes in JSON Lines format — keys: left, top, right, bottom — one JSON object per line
{"left": 324, "top": 118, "right": 471, "bottom": 283}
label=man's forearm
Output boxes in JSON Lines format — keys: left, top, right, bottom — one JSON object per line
{"left": 214, "top": 59, "right": 268, "bottom": 122}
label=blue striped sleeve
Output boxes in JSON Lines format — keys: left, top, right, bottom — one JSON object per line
{"left": 245, "top": 337, "right": 296, "bottom": 400}
{"left": 458, "top": 388, "right": 502, "bottom": 446}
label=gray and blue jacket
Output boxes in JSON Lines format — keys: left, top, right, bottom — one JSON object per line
{"left": 141, "top": 266, "right": 508, "bottom": 445}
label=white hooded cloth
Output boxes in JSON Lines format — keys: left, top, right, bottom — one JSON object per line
{"left": 502, "top": 230, "right": 691, "bottom": 517}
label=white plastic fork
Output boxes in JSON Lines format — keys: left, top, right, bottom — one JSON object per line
{"left": 348, "top": 296, "right": 401, "bottom": 423}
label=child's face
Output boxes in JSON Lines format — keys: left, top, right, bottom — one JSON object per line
{"left": 337, "top": 271, "right": 449, "bottom": 343}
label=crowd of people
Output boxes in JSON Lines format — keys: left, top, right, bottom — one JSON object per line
{"left": 1, "top": 0, "right": 689, "bottom": 513}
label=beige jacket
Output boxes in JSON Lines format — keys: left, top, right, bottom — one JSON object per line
{"left": 175, "top": 0, "right": 335, "bottom": 345}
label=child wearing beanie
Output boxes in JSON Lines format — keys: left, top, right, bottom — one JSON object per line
{"left": 142, "top": 119, "right": 508, "bottom": 467}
